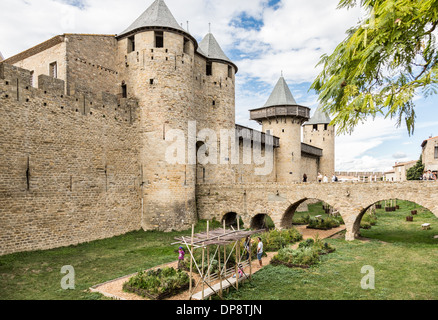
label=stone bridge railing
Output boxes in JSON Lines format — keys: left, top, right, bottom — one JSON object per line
{"left": 196, "top": 181, "right": 438, "bottom": 241}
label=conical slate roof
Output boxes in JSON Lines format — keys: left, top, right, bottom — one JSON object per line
{"left": 305, "top": 106, "right": 331, "bottom": 125}
{"left": 198, "top": 33, "right": 232, "bottom": 63}
{"left": 263, "top": 76, "right": 298, "bottom": 108}
{"left": 118, "top": 0, "right": 185, "bottom": 37}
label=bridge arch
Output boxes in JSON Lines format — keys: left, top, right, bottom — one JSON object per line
{"left": 221, "top": 212, "right": 238, "bottom": 227}
{"left": 280, "top": 198, "right": 340, "bottom": 229}
{"left": 351, "top": 197, "right": 438, "bottom": 238}
{"left": 250, "top": 213, "right": 275, "bottom": 230}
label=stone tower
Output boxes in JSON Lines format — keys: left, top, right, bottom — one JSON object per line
{"left": 250, "top": 76, "right": 310, "bottom": 183}
{"left": 195, "top": 32, "right": 238, "bottom": 183}
{"left": 115, "top": 0, "right": 238, "bottom": 230}
{"left": 302, "top": 106, "right": 335, "bottom": 177}
{"left": 116, "top": 0, "right": 199, "bottom": 231}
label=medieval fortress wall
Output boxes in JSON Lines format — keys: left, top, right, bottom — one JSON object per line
{"left": 0, "top": 63, "right": 141, "bottom": 256}
{"left": 0, "top": 0, "right": 335, "bottom": 256}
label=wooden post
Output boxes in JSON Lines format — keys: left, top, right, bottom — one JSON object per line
{"left": 218, "top": 244, "right": 223, "bottom": 298}
{"left": 189, "top": 224, "right": 194, "bottom": 299}
{"left": 207, "top": 221, "right": 210, "bottom": 283}
{"left": 236, "top": 240, "right": 239, "bottom": 290}
{"left": 201, "top": 240, "right": 205, "bottom": 300}
{"left": 249, "top": 238, "right": 252, "bottom": 280}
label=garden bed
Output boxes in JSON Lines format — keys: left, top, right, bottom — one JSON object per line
{"left": 123, "top": 281, "right": 193, "bottom": 300}
{"left": 270, "top": 237, "right": 336, "bottom": 269}
{"left": 122, "top": 267, "right": 192, "bottom": 300}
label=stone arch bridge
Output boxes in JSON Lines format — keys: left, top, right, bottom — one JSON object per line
{"left": 196, "top": 182, "right": 438, "bottom": 241}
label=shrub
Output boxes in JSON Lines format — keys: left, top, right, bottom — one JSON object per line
{"left": 123, "top": 267, "right": 190, "bottom": 299}
{"left": 362, "top": 213, "right": 377, "bottom": 226}
{"left": 308, "top": 216, "right": 340, "bottom": 230}
{"left": 260, "top": 228, "right": 303, "bottom": 252}
{"left": 271, "top": 235, "right": 335, "bottom": 268}
{"left": 298, "top": 238, "right": 314, "bottom": 249}
{"left": 293, "top": 214, "right": 311, "bottom": 225}
{"left": 272, "top": 246, "right": 320, "bottom": 267}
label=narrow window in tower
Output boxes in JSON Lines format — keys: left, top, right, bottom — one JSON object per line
{"left": 313, "top": 124, "right": 318, "bottom": 131}
{"left": 206, "top": 62, "right": 212, "bottom": 76}
{"left": 49, "top": 62, "right": 57, "bottom": 78}
{"left": 155, "top": 31, "right": 164, "bottom": 48}
{"left": 30, "top": 71, "right": 34, "bottom": 87}
{"left": 121, "top": 83, "right": 127, "bottom": 98}
{"left": 228, "top": 65, "right": 233, "bottom": 78}
{"left": 128, "top": 36, "right": 135, "bottom": 53}
{"left": 435, "top": 146, "right": 438, "bottom": 159}
{"left": 324, "top": 124, "right": 328, "bottom": 131}
{"left": 212, "top": 100, "right": 216, "bottom": 106}
{"left": 183, "top": 38, "right": 190, "bottom": 54}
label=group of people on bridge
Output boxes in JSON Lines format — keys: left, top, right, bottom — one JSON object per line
{"left": 303, "top": 173, "right": 338, "bottom": 183}
{"left": 422, "top": 170, "right": 437, "bottom": 181}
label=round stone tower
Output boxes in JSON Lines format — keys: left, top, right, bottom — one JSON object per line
{"left": 250, "top": 76, "right": 310, "bottom": 183}
{"left": 194, "top": 32, "right": 238, "bottom": 184}
{"left": 116, "top": 0, "right": 200, "bottom": 231}
{"left": 302, "top": 106, "right": 335, "bottom": 178}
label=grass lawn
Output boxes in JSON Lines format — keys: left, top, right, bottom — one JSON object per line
{"left": 223, "top": 200, "right": 438, "bottom": 300}
{"left": 0, "top": 220, "right": 221, "bottom": 300}
{"left": 1, "top": 201, "right": 437, "bottom": 300}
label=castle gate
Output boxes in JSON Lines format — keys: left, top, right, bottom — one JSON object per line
{"left": 196, "top": 182, "right": 438, "bottom": 241}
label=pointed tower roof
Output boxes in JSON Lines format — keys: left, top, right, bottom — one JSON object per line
{"left": 263, "top": 76, "right": 298, "bottom": 108}
{"left": 198, "top": 33, "right": 231, "bottom": 63}
{"left": 197, "top": 32, "right": 238, "bottom": 72}
{"left": 249, "top": 76, "right": 310, "bottom": 124}
{"left": 304, "top": 106, "right": 332, "bottom": 125}
{"left": 118, "top": 0, "right": 186, "bottom": 38}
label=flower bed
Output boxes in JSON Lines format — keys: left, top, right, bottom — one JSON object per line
{"left": 123, "top": 267, "right": 191, "bottom": 300}
{"left": 259, "top": 228, "right": 303, "bottom": 252}
{"left": 270, "top": 237, "right": 335, "bottom": 269}
{"left": 306, "top": 216, "right": 340, "bottom": 230}
{"left": 292, "top": 214, "right": 311, "bottom": 225}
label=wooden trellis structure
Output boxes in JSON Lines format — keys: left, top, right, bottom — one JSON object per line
{"left": 172, "top": 220, "right": 264, "bottom": 300}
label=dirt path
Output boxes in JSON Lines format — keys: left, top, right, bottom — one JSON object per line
{"left": 90, "top": 225, "right": 345, "bottom": 300}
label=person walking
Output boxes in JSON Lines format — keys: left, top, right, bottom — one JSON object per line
{"left": 177, "top": 246, "right": 185, "bottom": 270}
{"left": 256, "top": 237, "right": 263, "bottom": 267}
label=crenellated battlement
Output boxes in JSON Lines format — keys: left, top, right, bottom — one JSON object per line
{"left": 0, "top": 63, "right": 138, "bottom": 125}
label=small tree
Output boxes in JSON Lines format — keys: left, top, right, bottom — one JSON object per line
{"left": 407, "top": 156, "right": 424, "bottom": 180}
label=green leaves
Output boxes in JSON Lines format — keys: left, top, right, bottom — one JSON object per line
{"left": 311, "top": 0, "right": 438, "bottom": 135}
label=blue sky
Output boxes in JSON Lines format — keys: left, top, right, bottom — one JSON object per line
{"left": 1, "top": 0, "right": 436, "bottom": 172}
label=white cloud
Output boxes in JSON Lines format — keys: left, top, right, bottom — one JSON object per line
{"left": 335, "top": 117, "right": 407, "bottom": 172}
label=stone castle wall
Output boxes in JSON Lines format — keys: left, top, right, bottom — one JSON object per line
{"left": 66, "top": 34, "right": 119, "bottom": 96}
{"left": 0, "top": 63, "right": 142, "bottom": 256}
{"left": 303, "top": 123, "right": 335, "bottom": 177}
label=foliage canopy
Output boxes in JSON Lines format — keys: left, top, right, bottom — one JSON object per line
{"left": 311, "top": 0, "right": 438, "bottom": 135}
